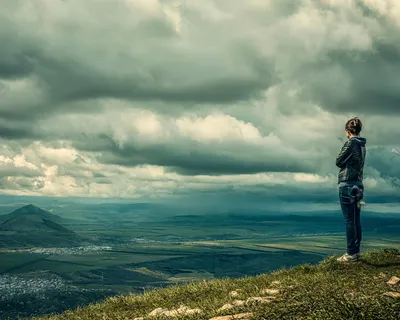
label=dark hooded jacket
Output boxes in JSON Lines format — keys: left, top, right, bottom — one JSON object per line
{"left": 335, "top": 136, "right": 367, "bottom": 184}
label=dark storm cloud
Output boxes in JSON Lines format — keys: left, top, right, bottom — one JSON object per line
{"left": 365, "top": 147, "right": 400, "bottom": 178}
{"left": 0, "top": 126, "right": 34, "bottom": 140}
{"left": 1, "top": 0, "right": 399, "bottom": 122}
{"left": 0, "top": 0, "right": 398, "bottom": 121}
{"left": 0, "top": 53, "right": 34, "bottom": 80}
{"left": 298, "top": 41, "right": 400, "bottom": 115}
{"left": 70, "top": 133, "right": 316, "bottom": 175}
{"left": 283, "top": 0, "right": 400, "bottom": 116}
{"left": 0, "top": 9, "right": 37, "bottom": 80}
{"left": 0, "top": 0, "right": 278, "bottom": 124}
{"left": 103, "top": 148, "right": 315, "bottom": 175}
{"left": 0, "top": 165, "right": 39, "bottom": 179}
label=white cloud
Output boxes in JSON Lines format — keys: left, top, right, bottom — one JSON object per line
{"left": 176, "top": 112, "right": 264, "bottom": 143}
{"left": 13, "top": 154, "right": 38, "bottom": 171}
{"left": 294, "top": 173, "right": 330, "bottom": 183}
{"left": 362, "top": 0, "right": 400, "bottom": 26}
{"left": 37, "top": 146, "right": 78, "bottom": 164}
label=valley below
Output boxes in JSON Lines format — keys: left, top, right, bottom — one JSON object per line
{"left": 0, "top": 202, "right": 399, "bottom": 319}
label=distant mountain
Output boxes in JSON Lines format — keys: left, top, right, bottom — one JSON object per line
{"left": 0, "top": 215, "right": 73, "bottom": 233}
{"left": 0, "top": 204, "right": 63, "bottom": 223}
{"left": 0, "top": 204, "right": 78, "bottom": 248}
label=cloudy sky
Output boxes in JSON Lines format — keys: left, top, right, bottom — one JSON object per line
{"left": 1, "top": 0, "right": 400, "bottom": 209}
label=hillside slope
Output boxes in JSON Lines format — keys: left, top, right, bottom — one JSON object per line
{"left": 33, "top": 248, "right": 400, "bottom": 320}
{"left": 0, "top": 204, "right": 79, "bottom": 248}
{"left": 0, "top": 204, "right": 63, "bottom": 223}
{"left": 0, "top": 215, "right": 73, "bottom": 233}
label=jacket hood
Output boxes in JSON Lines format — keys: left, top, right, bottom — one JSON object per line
{"left": 350, "top": 136, "right": 367, "bottom": 146}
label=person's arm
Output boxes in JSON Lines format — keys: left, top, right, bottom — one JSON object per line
{"left": 335, "top": 139, "right": 353, "bottom": 168}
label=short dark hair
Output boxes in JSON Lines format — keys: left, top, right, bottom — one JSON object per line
{"left": 345, "top": 117, "right": 362, "bottom": 135}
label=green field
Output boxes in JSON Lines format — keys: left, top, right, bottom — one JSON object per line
{"left": 0, "top": 252, "right": 49, "bottom": 274}
{"left": 3, "top": 232, "right": 399, "bottom": 293}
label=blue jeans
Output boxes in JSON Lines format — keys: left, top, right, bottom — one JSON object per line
{"left": 338, "top": 181, "right": 364, "bottom": 255}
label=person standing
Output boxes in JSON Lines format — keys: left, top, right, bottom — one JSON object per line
{"left": 335, "top": 117, "right": 367, "bottom": 262}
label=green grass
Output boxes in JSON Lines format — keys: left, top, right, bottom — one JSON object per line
{"left": 47, "top": 252, "right": 184, "bottom": 267}
{"left": 33, "top": 248, "right": 400, "bottom": 320}
{"left": 0, "top": 252, "right": 48, "bottom": 273}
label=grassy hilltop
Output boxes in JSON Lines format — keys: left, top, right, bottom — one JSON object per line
{"left": 33, "top": 248, "right": 400, "bottom": 320}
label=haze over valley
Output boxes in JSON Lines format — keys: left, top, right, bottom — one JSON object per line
{"left": 1, "top": 196, "right": 399, "bottom": 318}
